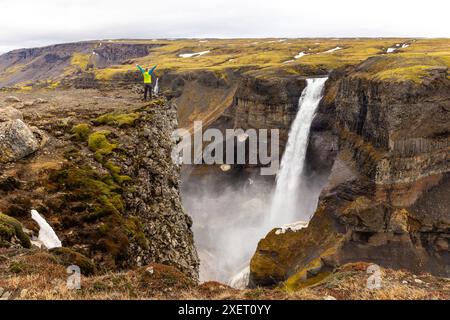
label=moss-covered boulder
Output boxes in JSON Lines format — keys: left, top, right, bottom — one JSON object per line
{"left": 249, "top": 205, "right": 344, "bottom": 287}
{"left": 71, "top": 123, "right": 91, "bottom": 141}
{"left": 50, "top": 247, "right": 96, "bottom": 275}
{"left": 0, "top": 212, "right": 31, "bottom": 248}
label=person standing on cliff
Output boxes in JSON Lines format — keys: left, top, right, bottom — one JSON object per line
{"left": 136, "top": 64, "right": 157, "bottom": 101}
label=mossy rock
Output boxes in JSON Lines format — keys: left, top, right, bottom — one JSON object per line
{"left": 48, "top": 164, "right": 135, "bottom": 267}
{"left": 104, "top": 161, "right": 132, "bottom": 185}
{"left": 88, "top": 130, "right": 117, "bottom": 163}
{"left": 124, "top": 216, "right": 149, "bottom": 250}
{"left": 94, "top": 112, "right": 140, "bottom": 128}
{"left": 0, "top": 212, "right": 31, "bottom": 248}
{"left": 50, "top": 247, "right": 96, "bottom": 275}
{"left": 250, "top": 205, "right": 344, "bottom": 287}
{"left": 71, "top": 123, "right": 91, "bottom": 141}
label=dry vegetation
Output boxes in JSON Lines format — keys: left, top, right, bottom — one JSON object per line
{"left": 1, "top": 38, "right": 448, "bottom": 90}
{"left": 93, "top": 38, "right": 450, "bottom": 82}
{"left": 0, "top": 249, "right": 448, "bottom": 300}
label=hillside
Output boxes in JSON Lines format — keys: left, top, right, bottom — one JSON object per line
{"left": 1, "top": 38, "right": 449, "bottom": 89}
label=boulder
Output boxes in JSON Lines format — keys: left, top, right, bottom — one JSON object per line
{"left": 0, "top": 119, "right": 40, "bottom": 163}
{"left": 0, "top": 106, "right": 23, "bottom": 122}
{"left": 0, "top": 212, "right": 31, "bottom": 248}
{"left": 4, "top": 96, "right": 21, "bottom": 103}
{"left": 34, "top": 98, "right": 48, "bottom": 104}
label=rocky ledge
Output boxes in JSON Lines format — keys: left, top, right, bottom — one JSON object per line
{"left": 0, "top": 91, "right": 199, "bottom": 280}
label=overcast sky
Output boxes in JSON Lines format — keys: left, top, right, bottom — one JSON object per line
{"left": 1, "top": 0, "right": 449, "bottom": 53}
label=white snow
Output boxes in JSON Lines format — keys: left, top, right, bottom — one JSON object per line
{"left": 179, "top": 50, "right": 211, "bottom": 58}
{"left": 324, "top": 46, "right": 342, "bottom": 53}
{"left": 275, "top": 220, "right": 309, "bottom": 235}
{"left": 387, "top": 42, "right": 410, "bottom": 53}
{"left": 30, "top": 209, "right": 62, "bottom": 249}
{"left": 294, "top": 51, "right": 307, "bottom": 59}
{"left": 229, "top": 266, "right": 250, "bottom": 289}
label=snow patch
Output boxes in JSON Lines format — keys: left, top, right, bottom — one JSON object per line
{"left": 179, "top": 50, "right": 211, "bottom": 58}
{"left": 294, "top": 51, "right": 307, "bottom": 59}
{"left": 31, "top": 209, "right": 62, "bottom": 249}
{"left": 275, "top": 220, "right": 309, "bottom": 235}
{"left": 386, "top": 47, "right": 397, "bottom": 53}
{"left": 324, "top": 46, "right": 342, "bottom": 53}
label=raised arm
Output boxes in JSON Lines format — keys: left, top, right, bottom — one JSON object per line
{"left": 148, "top": 65, "right": 157, "bottom": 75}
{"left": 136, "top": 64, "right": 145, "bottom": 73}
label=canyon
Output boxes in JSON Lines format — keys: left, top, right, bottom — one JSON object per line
{"left": 0, "top": 38, "right": 449, "bottom": 298}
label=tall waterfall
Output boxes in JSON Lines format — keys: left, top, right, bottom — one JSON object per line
{"left": 153, "top": 78, "right": 159, "bottom": 96}
{"left": 269, "top": 77, "right": 328, "bottom": 226}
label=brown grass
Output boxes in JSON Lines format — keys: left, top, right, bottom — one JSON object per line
{"left": 1, "top": 249, "right": 448, "bottom": 300}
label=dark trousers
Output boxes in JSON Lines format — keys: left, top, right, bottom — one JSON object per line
{"left": 144, "top": 83, "right": 153, "bottom": 100}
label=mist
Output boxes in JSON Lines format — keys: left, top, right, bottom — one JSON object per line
{"left": 180, "top": 164, "right": 327, "bottom": 284}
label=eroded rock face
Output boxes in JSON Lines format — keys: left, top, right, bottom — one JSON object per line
{"left": 0, "top": 106, "right": 23, "bottom": 122}
{"left": 250, "top": 66, "right": 450, "bottom": 287}
{"left": 119, "top": 105, "right": 199, "bottom": 280}
{"left": 225, "top": 76, "right": 306, "bottom": 150}
{"left": 0, "top": 119, "right": 39, "bottom": 163}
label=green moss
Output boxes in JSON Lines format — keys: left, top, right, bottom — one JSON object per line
{"left": 104, "top": 161, "right": 132, "bottom": 185}
{"left": 124, "top": 217, "right": 149, "bottom": 250}
{"left": 50, "top": 165, "right": 123, "bottom": 215}
{"left": 0, "top": 212, "right": 31, "bottom": 248}
{"left": 94, "top": 112, "right": 140, "bottom": 127}
{"left": 283, "top": 257, "right": 328, "bottom": 291}
{"left": 71, "top": 123, "right": 91, "bottom": 141}
{"left": 50, "top": 247, "right": 96, "bottom": 275}
{"left": 49, "top": 164, "right": 134, "bottom": 264}
{"left": 63, "top": 146, "right": 80, "bottom": 160}
{"left": 71, "top": 53, "right": 91, "bottom": 70}
{"left": 88, "top": 130, "right": 117, "bottom": 163}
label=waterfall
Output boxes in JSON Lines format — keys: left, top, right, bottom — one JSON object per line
{"left": 31, "top": 209, "right": 62, "bottom": 249}
{"left": 153, "top": 78, "right": 159, "bottom": 96}
{"left": 269, "top": 77, "right": 328, "bottom": 226}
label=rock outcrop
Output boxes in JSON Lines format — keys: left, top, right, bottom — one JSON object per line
{"left": 0, "top": 92, "right": 199, "bottom": 281}
{"left": 0, "top": 119, "right": 39, "bottom": 163}
{"left": 250, "top": 63, "right": 450, "bottom": 287}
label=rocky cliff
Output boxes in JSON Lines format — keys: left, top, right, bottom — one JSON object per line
{"left": 0, "top": 90, "right": 199, "bottom": 280}
{"left": 250, "top": 59, "right": 450, "bottom": 287}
